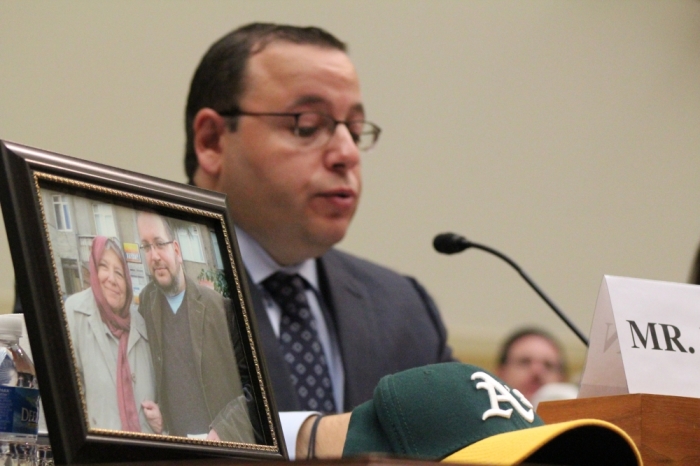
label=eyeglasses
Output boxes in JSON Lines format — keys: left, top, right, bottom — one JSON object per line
{"left": 139, "top": 241, "right": 174, "bottom": 253}
{"left": 505, "top": 357, "right": 563, "bottom": 375}
{"left": 218, "top": 109, "right": 382, "bottom": 151}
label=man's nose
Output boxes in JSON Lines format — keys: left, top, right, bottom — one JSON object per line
{"left": 533, "top": 360, "right": 556, "bottom": 377}
{"left": 147, "top": 249, "right": 161, "bottom": 262}
{"left": 324, "top": 124, "right": 361, "bottom": 171}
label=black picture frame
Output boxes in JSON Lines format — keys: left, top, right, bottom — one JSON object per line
{"left": 0, "top": 140, "right": 287, "bottom": 464}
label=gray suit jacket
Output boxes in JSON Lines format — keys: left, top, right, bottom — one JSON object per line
{"left": 249, "top": 248, "right": 454, "bottom": 412}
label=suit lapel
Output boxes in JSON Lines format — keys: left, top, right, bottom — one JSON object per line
{"left": 185, "top": 277, "right": 205, "bottom": 382}
{"left": 141, "top": 285, "right": 165, "bottom": 403}
{"left": 318, "top": 251, "right": 379, "bottom": 410}
{"left": 148, "top": 286, "right": 164, "bottom": 354}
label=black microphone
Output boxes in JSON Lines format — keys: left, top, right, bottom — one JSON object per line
{"left": 433, "top": 232, "right": 589, "bottom": 346}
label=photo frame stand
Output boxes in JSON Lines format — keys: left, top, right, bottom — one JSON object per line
{"left": 0, "top": 140, "right": 286, "bottom": 464}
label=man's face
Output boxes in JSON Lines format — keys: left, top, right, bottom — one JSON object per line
{"left": 215, "top": 42, "right": 363, "bottom": 265}
{"left": 137, "top": 213, "right": 185, "bottom": 295}
{"left": 496, "top": 334, "right": 564, "bottom": 401}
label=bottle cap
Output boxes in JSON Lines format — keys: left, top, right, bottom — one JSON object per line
{"left": 0, "top": 314, "right": 24, "bottom": 339}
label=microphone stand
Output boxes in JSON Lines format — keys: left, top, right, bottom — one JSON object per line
{"left": 468, "top": 240, "right": 589, "bottom": 347}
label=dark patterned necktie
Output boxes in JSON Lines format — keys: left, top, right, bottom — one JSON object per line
{"left": 262, "top": 272, "right": 336, "bottom": 413}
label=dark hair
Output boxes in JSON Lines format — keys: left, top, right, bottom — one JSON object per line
{"left": 183, "top": 22, "right": 348, "bottom": 184}
{"left": 497, "top": 327, "right": 567, "bottom": 376}
{"left": 136, "top": 210, "right": 175, "bottom": 242}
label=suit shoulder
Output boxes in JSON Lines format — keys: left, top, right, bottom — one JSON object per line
{"left": 189, "top": 278, "right": 226, "bottom": 306}
{"left": 320, "top": 248, "right": 442, "bottom": 322}
{"left": 321, "top": 248, "right": 412, "bottom": 284}
{"left": 139, "top": 282, "right": 157, "bottom": 302}
{"left": 137, "top": 282, "right": 158, "bottom": 314}
{"left": 138, "top": 282, "right": 157, "bottom": 300}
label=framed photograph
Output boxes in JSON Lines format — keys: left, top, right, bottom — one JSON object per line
{"left": 0, "top": 140, "right": 287, "bottom": 463}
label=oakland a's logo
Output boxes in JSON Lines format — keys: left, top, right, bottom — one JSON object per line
{"left": 471, "top": 371, "right": 535, "bottom": 422}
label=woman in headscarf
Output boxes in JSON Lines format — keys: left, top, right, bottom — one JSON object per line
{"left": 64, "top": 236, "right": 161, "bottom": 433}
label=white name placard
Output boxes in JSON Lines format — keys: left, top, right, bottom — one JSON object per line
{"left": 579, "top": 275, "right": 700, "bottom": 398}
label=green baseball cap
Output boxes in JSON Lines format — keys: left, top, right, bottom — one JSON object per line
{"left": 343, "top": 363, "right": 641, "bottom": 465}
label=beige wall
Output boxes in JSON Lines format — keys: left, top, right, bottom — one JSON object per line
{"left": 2, "top": 1, "right": 700, "bottom": 373}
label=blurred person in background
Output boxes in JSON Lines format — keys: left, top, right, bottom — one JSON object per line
{"left": 495, "top": 327, "right": 568, "bottom": 403}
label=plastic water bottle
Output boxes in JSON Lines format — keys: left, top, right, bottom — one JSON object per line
{"left": 0, "top": 314, "right": 40, "bottom": 465}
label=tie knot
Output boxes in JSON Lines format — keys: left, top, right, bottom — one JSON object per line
{"left": 262, "top": 273, "right": 310, "bottom": 312}
{"left": 262, "top": 272, "right": 306, "bottom": 296}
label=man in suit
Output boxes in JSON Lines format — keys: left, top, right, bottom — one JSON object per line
{"left": 185, "top": 23, "right": 454, "bottom": 456}
{"left": 135, "top": 211, "right": 254, "bottom": 442}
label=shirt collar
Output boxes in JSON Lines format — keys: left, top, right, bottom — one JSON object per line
{"left": 234, "top": 226, "right": 319, "bottom": 291}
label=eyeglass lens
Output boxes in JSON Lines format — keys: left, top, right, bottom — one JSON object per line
{"left": 293, "top": 112, "right": 379, "bottom": 151}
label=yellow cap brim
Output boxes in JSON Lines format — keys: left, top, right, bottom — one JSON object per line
{"left": 441, "top": 419, "right": 642, "bottom": 465}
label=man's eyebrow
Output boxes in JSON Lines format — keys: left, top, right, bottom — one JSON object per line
{"left": 349, "top": 103, "right": 366, "bottom": 115}
{"left": 289, "top": 95, "right": 325, "bottom": 107}
{"left": 289, "top": 96, "right": 365, "bottom": 116}
{"left": 141, "top": 236, "right": 165, "bottom": 243}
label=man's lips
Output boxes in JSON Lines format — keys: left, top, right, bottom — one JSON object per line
{"left": 152, "top": 266, "right": 169, "bottom": 275}
{"left": 315, "top": 188, "right": 357, "bottom": 211}
{"left": 317, "top": 188, "right": 357, "bottom": 200}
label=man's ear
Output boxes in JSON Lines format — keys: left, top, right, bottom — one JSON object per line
{"left": 172, "top": 240, "right": 183, "bottom": 263}
{"left": 193, "top": 108, "right": 228, "bottom": 177}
